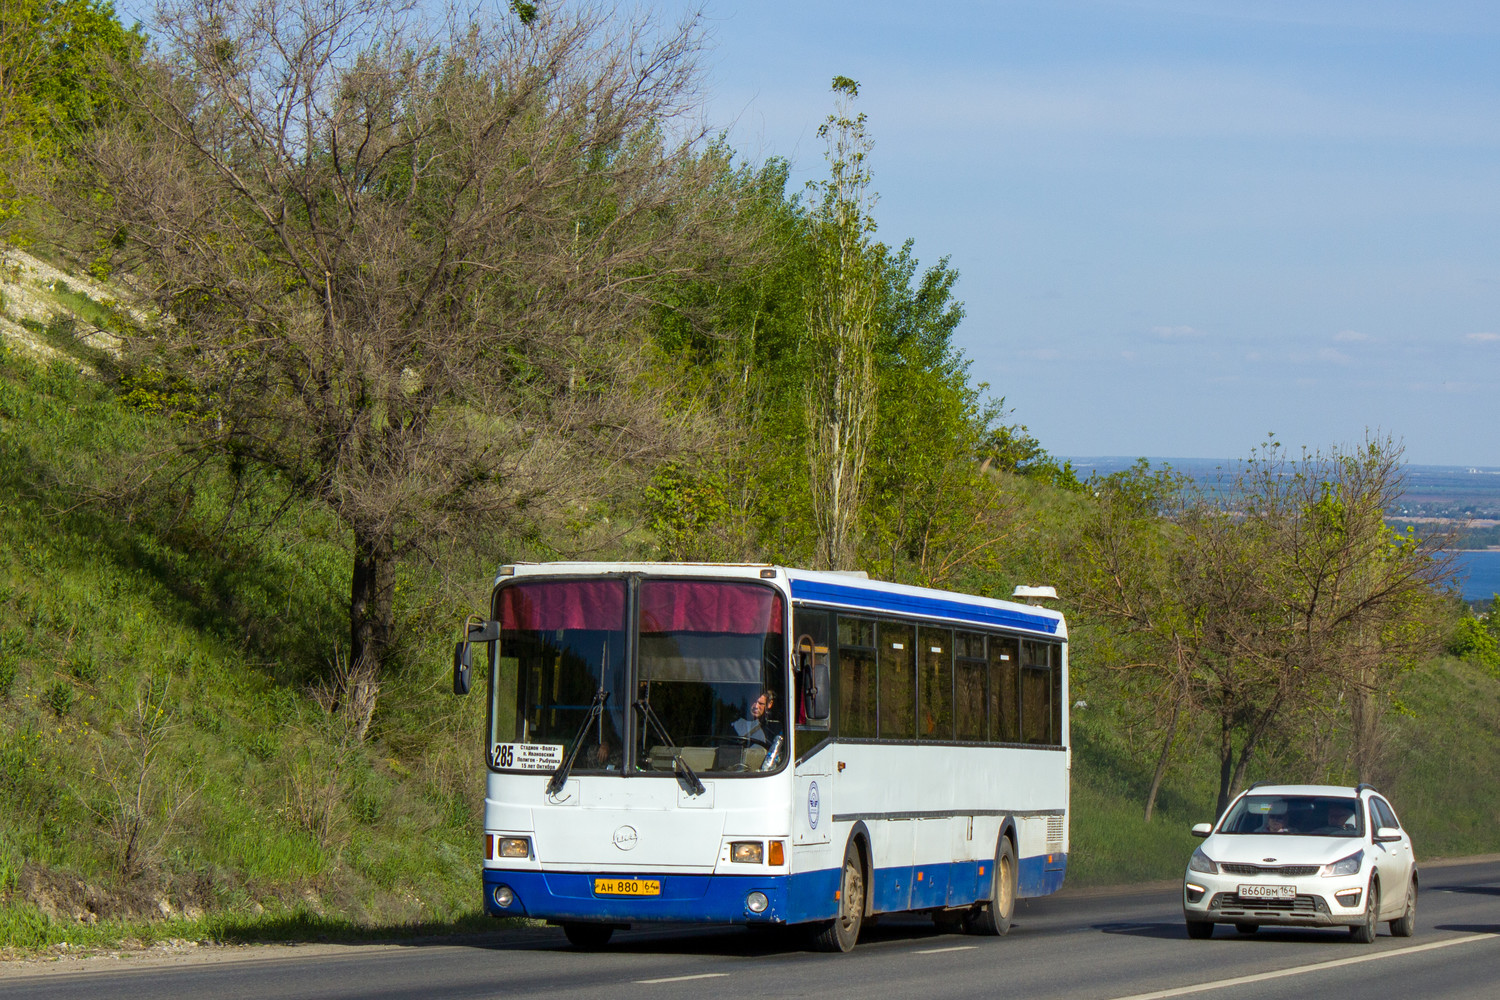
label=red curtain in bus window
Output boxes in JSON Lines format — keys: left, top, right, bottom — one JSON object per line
{"left": 639, "top": 580, "right": 784, "bottom": 635}
{"left": 499, "top": 580, "right": 626, "bottom": 631}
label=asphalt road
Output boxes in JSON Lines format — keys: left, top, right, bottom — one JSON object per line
{"left": 4, "top": 859, "right": 1498, "bottom": 1000}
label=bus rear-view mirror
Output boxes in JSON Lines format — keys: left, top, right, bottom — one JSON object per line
{"left": 453, "top": 641, "right": 472, "bottom": 696}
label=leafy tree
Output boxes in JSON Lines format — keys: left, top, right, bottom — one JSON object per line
{"left": 1448, "top": 597, "right": 1500, "bottom": 674}
{"left": 1069, "top": 438, "right": 1454, "bottom": 817}
{"left": 0, "top": 0, "right": 142, "bottom": 218}
{"left": 60, "top": 0, "right": 746, "bottom": 679}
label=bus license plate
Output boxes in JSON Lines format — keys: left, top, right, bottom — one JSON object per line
{"left": 1238, "top": 884, "right": 1296, "bottom": 900}
{"left": 594, "top": 879, "right": 661, "bottom": 896}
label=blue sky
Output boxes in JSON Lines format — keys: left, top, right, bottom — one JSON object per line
{"left": 679, "top": 0, "right": 1500, "bottom": 466}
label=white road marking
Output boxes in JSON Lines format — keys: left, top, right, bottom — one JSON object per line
{"left": 1107, "top": 933, "right": 1500, "bottom": 1000}
{"left": 914, "top": 945, "right": 978, "bottom": 954}
{"left": 634, "top": 972, "right": 731, "bottom": 985}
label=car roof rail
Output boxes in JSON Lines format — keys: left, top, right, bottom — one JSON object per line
{"left": 1355, "top": 782, "right": 1376, "bottom": 795}
{"left": 1247, "top": 781, "right": 1265, "bottom": 790}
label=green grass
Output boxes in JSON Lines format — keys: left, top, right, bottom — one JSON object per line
{"left": 3, "top": 327, "right": 1499, "bottom": 953}
{"left": 0, "top": 343, "right": 494, "bottom": 948}
{"left": 1064, "top": 653, "right": 1500, "bottom": 887}
{"left": 0, "top": 902, "right": 525, "bottom": 956}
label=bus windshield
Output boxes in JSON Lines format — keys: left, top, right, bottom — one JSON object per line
{"left": 495, "top": 578, "right": 786, "bottom": 776}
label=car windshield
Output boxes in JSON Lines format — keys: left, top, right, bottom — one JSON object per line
{"left": 1219, "top": 795, "right": 1364, "bottom": 837}
{"left": 493, "top": 578, "right": 787, "bottom": 776}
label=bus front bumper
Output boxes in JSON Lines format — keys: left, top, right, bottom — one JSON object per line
{"left": 483, "top": 869, "right": 796, "bottom": 925}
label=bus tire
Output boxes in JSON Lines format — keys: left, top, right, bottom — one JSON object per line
{"left": 562, "top": 922, "right": 614, "bottom": 950}
{"left": 810, "top": 840, "right": 866, "bottom": 953}
{"left": 966, "top": 836, "right": 1016, "bottom": 936}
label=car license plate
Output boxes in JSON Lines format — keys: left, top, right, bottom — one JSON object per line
{"left": 1238, "top": 884, "right": 1296, "bottom": 900}
{"left": 594, "top": 878, "right": 661, "bottom": 896}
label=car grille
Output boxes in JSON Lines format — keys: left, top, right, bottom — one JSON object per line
{"left": 1209, "top": 892, "right": 1325, "bottom": 915}
{"left": 1220, "top": 863, "right": 1320, "bottom": 877}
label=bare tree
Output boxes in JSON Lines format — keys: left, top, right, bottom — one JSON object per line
{"left": 803, "top": 76, "right": 878, "bottom": 571}
{"left": 60, "top": 0, "right": 743, "bottom": 675}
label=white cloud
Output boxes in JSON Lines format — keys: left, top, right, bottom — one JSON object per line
{"left": 1152, "top": 325, "right": 1204, "bottom": 339}
{"left": 1334, "top": 330, "right": 1368, "bottom": 342}
{"left": 1466, "top": 332, "right": 1500, "bottom": 343}
{"left": 1318, "top": 348, "right": 1353, "bottom": 364}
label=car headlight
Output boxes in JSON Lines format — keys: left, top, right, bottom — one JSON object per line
{"left": 1188, "top": 847, "right": 1218, "bottom": 875}
{"left": 1322, "top": 849, "right": 1363, "bottom": 877}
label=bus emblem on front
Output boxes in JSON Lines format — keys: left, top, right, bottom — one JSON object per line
{"left": 808, "top": 782, "right": 821, "bottom": 829}
{"left": 613, "top": 825, "right": 639, "bottom": 851}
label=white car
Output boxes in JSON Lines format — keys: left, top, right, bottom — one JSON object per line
{"left": 1183, "top": 783, "right": 1417, "bottom": 942}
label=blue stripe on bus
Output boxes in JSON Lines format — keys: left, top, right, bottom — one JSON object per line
{"left": 483, "top": 854, "right": 1067, "bottom": 926}
{"left": 788, "top": 580, "right": 1061, "bottom": 634}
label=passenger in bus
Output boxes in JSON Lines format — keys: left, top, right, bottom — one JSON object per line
{"left": 732, "top": 689, "right": 780, "bottom": 747}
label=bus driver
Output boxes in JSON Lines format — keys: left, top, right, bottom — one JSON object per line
{"left": 732, "top": 689, "right": 780, "bottom": 747}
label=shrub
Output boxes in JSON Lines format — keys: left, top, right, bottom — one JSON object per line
{"left": 44, "top": 680, "right": 75, "bottom": 718}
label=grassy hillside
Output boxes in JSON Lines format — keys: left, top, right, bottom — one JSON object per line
{"left": 0, "top": 300, "right": 499, "bottom": 951}
{"left": 2, "top": 265, "right": 1499, "bottom": 953}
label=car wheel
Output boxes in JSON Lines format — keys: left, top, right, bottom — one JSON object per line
{"left": 810, "top": 840, "right": 865, "bottom": 953}
{"left": 562, "top": 922, "right": 614, "bottom": 949}
{"left": 966, "top": 837, "right": 1017, "bottom": 936}
{"left": 1389, "top": 878, "right": 1416, "bottom": 938}
{"left": 1235, "top": 923, "right": 1259, "bottom": 934}
{"left": 1350, "top": 882, "right": 1379, "bottom": 944}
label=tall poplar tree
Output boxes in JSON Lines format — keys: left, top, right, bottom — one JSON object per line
{"left": 803, "top": 76, "right": 879, "bottom": 570}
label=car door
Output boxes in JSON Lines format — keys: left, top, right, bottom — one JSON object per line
{"left": 1369, "top": 796, "right": 1412, "bottom": 915}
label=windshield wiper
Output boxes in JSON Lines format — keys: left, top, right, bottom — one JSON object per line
{"left": 546, "top": 687, "right": 609, "bottom": 796}
{"left": 633, "top": 698, "right": 706, "bottom": 796}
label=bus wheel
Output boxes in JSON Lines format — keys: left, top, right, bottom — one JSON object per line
{"left": 563, "top": 922, "right": 614, "bottom": 950}
{"left": 966, "top": 837, "right": 1017, "bottom": 936}
{"left": 811, "top": 841, "right": 866, "bottom": 953}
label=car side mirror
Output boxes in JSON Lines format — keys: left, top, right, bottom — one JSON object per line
{"left": 1191, "top": 823, "right": 1213, "bottom": 838}
{"left": 1374, "top": 826, "right": 1401, "bottom": 843}
{"left": 452, "top": 641, "right": 472, "bottom": 696}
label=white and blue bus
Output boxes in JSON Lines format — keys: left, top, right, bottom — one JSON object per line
{"left": 451, "top": 563, "right": 1069, "bottom": 951}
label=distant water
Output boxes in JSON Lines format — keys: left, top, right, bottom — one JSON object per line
{"left": 1454, "top": 550, "right": 1500, "bottom": 602}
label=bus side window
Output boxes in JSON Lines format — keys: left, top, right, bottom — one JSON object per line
{"left": 794, "top": 608, "right": 832, "bottom": 729}
{"left": 878, "top": 621, "right": 915, "bottom": 739}
{"left": 989, "top": 635, "right": 1019, "bottom": 742}
{"left": 954, "top": 632, "right": 987, "bottom": 742}
{"left": 917, "top": 626, "right": 953, "bottom": 740}
{"left": 837, "top": 617, "right": 877, "bottom": 738}
{"left": 1021, "top": 640, "right": 1051, "bottom": 744}
{"left": 1051, "top": 643, "right": 1064, "bottom": 746}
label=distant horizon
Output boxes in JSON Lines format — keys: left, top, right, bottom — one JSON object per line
{"left": 1062, "top": 456, "right": 1500, "bottom": 473}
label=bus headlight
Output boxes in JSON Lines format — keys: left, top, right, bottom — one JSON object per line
{"left": 746, "top": 891, "right": 769, "bottom": 913}
{"left": 493, "top": 885, "right": 515, "bottom": 908}
{"left": 730, "top": 841, "right": 764, "bottom": 864}
{"left": 497, "top": 837, "right": 531, "bottom": 859}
